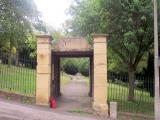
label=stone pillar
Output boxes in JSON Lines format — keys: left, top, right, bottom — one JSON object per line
{"left": 93, "top": 34, "right": 108, "bottom": 116}
{"left": 36, "top": 35, "right": 52, "bottom": 106}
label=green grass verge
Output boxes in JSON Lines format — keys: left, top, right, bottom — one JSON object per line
{"left": 83, "top": 76, "right": 89, "bottom": 86}
{"left": 108, "top": 83, "right": 154, "bottom": 116}
{"left": 0, "top": 64, "right": 71, "bottom": 96}
{"left": 60, "top": 72, "right": 71, "bottom": 86}
{"left": 84, "top": 77, "right": 154, "bottom": 116}
{"left": 68, "top": 109, "right": 92, "bottom": 115}
{"left": 0, "top": 64, "right": 36, "bottom": 96}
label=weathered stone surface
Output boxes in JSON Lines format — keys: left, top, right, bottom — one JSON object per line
{"left": 36, "top": 35, "right": 52, "bottom": 106}
{"left": 93, "top": 34, "right": 108, "bottom": 116}
{"left": 36, "top": 34, "right": 109, "bottom": 115}
{"left": 36, "top": 88, "right": 50, "bottom": 105}
{"left": 37, "top": 44, "right": 51, "bottom": 50}
{"left": 110, "top": 102, "right": 117, "bottom": 119}
{"left": 94, "top": 65, "right": 107, "bottom": 72}
{"left": 93, "top": 34, "right": 107, "bottom": 43}
{"left": 37, "top": 53, "right": 51, "bottom": 65}
{"left": 94, "top": 77, "right": 107, "bottom": 86}
{"left": 54, "top": 38, "right": 92, "bottom": 51}
{"left": 37, "top": 35, "right": 52, "bottom": 44}
{"left": 93, "top": 54, "right": 107, "bottom": 65}
{"left": 37, "top": 49, "right": 51, "bottom": 54}
{"left": 93, "top": 102, "right": 108, "bottom": 116}
{"left": 37, "top": 65, "right": 51, "bottom": 74}
{"left": 93, "top": 86, "right": 107, "bottom": 103}
{"left": 36, "top": 74, "right": 51, "bottom": 89}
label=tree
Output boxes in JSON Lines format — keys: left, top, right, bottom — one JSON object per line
{"left": 66, "top": 0, "right": 107, "bottom": 36}
{"left": 0, "top": 0, "right": 45, "bottom": 66}
{"left": 104, "top": 0, "right": 153, "bottom": 101}
{"left": 67, "top": 0, "right": 153, "bottom": 101}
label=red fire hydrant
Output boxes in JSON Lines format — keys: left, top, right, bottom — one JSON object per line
{"left": 50, "top": 97, "right": 57, "bottom": 109}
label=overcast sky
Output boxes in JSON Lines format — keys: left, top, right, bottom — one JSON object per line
{"left": 34, "top": 0, "right": 73, "bottom": 29}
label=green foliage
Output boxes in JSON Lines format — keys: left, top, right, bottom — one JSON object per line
{"left": 60, "top": 72, "right": 71, "bottom": 86}
{"left": 0, "top": 0, "right": 45, "bottom": 62}
{"left": 64, "top": 63, "right": 78, "bottom": 75}
{"left": 61, "top": 58, "right": 79, "bottom": 75}
{"left": 25, "top": 34, "right": 37, "bottom": 59}
{"left": 67, "top": 0, "right": 153, "bottom": 100}
{"left": 67, "top": 0, "right": 153, "bottom": 71}
{"left": 66, "top": 0, "right": 107, "bottom": 36}
{"left": 85, "top": 34, "right": 93, "bottom": 46}
{"left": 60, "top": 58, "right": 89, "bottom": 76}
{"left": 104, "top": 0, "right": 153, "bottom": 70}
{"left": 78, "top": 59, "right": 89, "bottom": 76}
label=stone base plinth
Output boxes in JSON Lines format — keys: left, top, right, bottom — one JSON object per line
{"left": 93, "top": 102, "right": 108, "bottom": 116}
{"left": 36, "top": 102, "right": 49, "bottom": 106}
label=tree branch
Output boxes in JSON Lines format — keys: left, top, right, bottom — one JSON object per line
{"left": 112, "top": 46, "right": 129, "bottom": 65}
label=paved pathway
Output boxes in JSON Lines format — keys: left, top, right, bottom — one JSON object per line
{"left": 56, "top": 74, "right": 92, "bottom": 113}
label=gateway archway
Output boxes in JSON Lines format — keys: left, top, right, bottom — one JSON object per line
{"left": 36, "top": 34, "right": 108, "bottom": 115}
{"left": 51, "top": 51, "right": 93, "bottom": 98}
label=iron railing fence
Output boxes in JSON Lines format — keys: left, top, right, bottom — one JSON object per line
{"left": 108, "top": 71, "right": 154, "bottom": 116}
{"left": 0, "top": 56, "right": 36, "bottom": 96}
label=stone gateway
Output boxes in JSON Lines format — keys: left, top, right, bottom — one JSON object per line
{"left": 36, "top": 34, "right": 108, "bottom": 115}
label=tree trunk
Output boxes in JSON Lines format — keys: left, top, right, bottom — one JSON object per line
{"left": 8, "top": 47, "right": 12, "bottom": 67}
{"left": 15, "top": 50, "right": 19, "bottom": 66}
{"left": 128, "top": 67, "right": 135, "bottom": 101}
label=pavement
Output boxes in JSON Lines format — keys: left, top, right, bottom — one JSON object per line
{"left": 56, "top": 74, "right": 92, "bottom": 113}
{"left": 0, "top": 99, "right": 104, "bottom": 120}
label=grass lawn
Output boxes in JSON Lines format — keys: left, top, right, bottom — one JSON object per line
{"left": 108, "top": 83, "right": 154, "bottom": 116}
{"left": 83, "top": 76, "right": 90, "bottom": 85}
{"left": 84, "top": 77, "right": 154, "bottom": 116}
{"left": 60, "top": 72, "right": 71, "bottom": 86}
{"left": 0, "top": 64, "right": 72, "bottom": 96}
{"left": 0, "top": 64, "right": 36, "bottom": 96}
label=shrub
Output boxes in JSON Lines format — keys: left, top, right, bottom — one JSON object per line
{"left": 61, "top": 58, "right": 89, "bottom": 76}
{"left": 79, "top": 60, "right": 89, "bottom": 76}
{"left": 64, "top": 63, "right": 78, "bottom": 75}
{"left": 61, "top": 58, "right": 78, "bottom": 75}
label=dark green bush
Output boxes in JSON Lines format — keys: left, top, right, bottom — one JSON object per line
{"left": 64, "top": 63, "right": 78, "bottom": 75}
{"left": 79, "top": 60, "right": 89, "bottom": 76}
{"left": 60, "top": 58, "right": 89, "bottom": 76}
{"left": 61, "top": 58, "right": 78, "bottom": 75}
{"left": 80, "top": 67, "right": 89, "bottom": 76}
